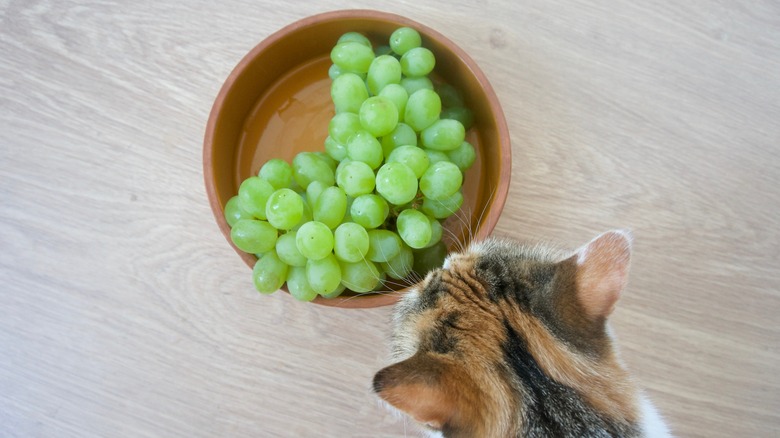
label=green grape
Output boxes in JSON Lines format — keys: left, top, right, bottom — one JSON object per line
{"left": 336, "top": 155, "right": 352, "bottom": 173}
{"left": 397, "top": 209, "right": 433, "bottom": 249}
{"left": 320, "top": 282, "right": 346, "bottom": 299}
{"left": 340, "top": 259, "right": 381, "bottom": 293}
{"left": 346, "top": 130, "right": 384, "bottom": 169}
{"left": 350, "top": 194, "right": 389, "bottom": 229}
{"left": 324, "top": 136, "right": 348, "bottom": 162}
{"left": 230, "top": 219, "right": 277, "bottom": 254}
{"left": 335, "top": 160, "right": 375, "bottom": 197}
{"left": 412, "top": 241, "right": 448, "bottom": 276}
{"left": 419, "top": 161, "right": 462, "bottom": 200}
{"left": 425, "top": 217, "right": 443, "bottom": 248}
{"left": 288, "top": 177, "right": 303, "bottom": 193}
{"left": 295, "top": 221, "right": 334, "bottom": 261}
{"left": 387, "top": 145, "right": 430, "bottom": 178}
{"left": 381, "top": 244, "right": 413, "bottom": 280}
{"left": 328, "top": 63, "right": 344, "bottom": 80}
{"left": 420, "top": 119, "right": 466, "bottom": 151}
{"left": 292, "top": 152, "right": 335, "bottom": 189}
{"left": 337, "top": 31, "right": 372, "bottom": 48}
{"left": 401, "top": 76, "right": 434, "bottom": 96}
{"left": 335, "top": 157, "right": 352, "bottom": 178}
{"left": 314, "top": 152, "right": 337, "bottom": 172}
{"left": 294, "top": 196, "right": 313, "bottom": 229}
{"left": 375, "top": 162, "right": 418, "bottom": 205}
{"left": 238, "top": 176, "right": 275, "bottom": 219}
{"left": 400, "top": 47, "right": 435, "bottom": 77}
{"left": 252, "top": 252, "right": 288, "bottom": 294}
{"left": 328, "top": 112, "right": 362, "bottom": 145}
{"left": 378, "top": 83, "right": 408, "bottom": 122}
{"left": 333, "top": 222, "right": 370, "bottom": 263}
{"left": 366, "top": 229, "right": 402, "bottom": 262}
{"left": 389, "top": 27, "right": 421, "bottom": 55}
{"left": 313, "top": 186, "right": 347, "bottom": 229}
{"left": 404, "top": 88, "right": 441, "bottom": 132}
{"left": 421, "top": 190, "right": 464, "bottom": 219}
{"left": 330, "top": 41, "right": 375, "bottom": 74}
{"left": 224, "top": 195, "right": 252, "bottom": 227}
{"left": 331, "top": 72, "right": 369, "bottom": 113}
{"left": 367, "top": 55, "right": 402, "bottom": 96}
{"left": 447, "top": 141, "right": 477, "bottom": 171}
{"left": 440, "top": 107, "right": 474, "bottom": 130}
{"left": 381, "top": 122, "right": 417, "bottom": 158}
{"left": 305, "top": 180, "right": 328, "bottom": 207}
{"left": 373, "top": 270, "right": 388, "bottom": 291}
{"left": 423, "top": 148, "right": 449, "bottom": 165}
{"left": 258, "top": 158, "right": 293, "bottom": 190}
{"left": 265, "top": 188, "right": 304, "bottom": 230}
{"left": 374, "top": 45, "right": 392, "bottom": 56}
{"left": 359, "top": 96, "right": 399, "bottom": 137}
{"left": 286, "top": 265, "right": 318, "bottom": 302}
{"left": 275, "top": 231, "right": 307, "bottom": 267}
{"left": 306, "top": 253, "right": 342, "bottom": 295}
{"left": 343, "top": 196, "right": 354, "bottom": 222}
{"left": 435, "top": 82, "right": 464, "bottom": 108}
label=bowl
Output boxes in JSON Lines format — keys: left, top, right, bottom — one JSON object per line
{"left": 204, "top": 9, "right": 511, "bottom": 308}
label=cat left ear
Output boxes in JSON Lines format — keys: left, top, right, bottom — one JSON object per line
{"left": 571, "top": 229, "right": 633, "bottom": 320}
{"left": 373, "top": 353, "right": 470, "bottom": 432}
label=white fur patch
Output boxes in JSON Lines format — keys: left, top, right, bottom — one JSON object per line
{"left": 639, "top": 393, "right": 674, "bottom": 437}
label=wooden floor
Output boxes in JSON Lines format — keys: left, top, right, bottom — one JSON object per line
{"left": 2, "top": 1, "right": 778, "bottom": 437}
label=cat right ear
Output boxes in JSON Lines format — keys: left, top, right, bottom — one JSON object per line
{"left": 373, "top": 353, "right": 477, "bottom": 432}
{"left": 570, "top": 229, "right": 633, "bottom": 320}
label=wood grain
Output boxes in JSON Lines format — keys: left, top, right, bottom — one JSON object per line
{"left": 1, "top": 0, "right": 778, "bottom": 437}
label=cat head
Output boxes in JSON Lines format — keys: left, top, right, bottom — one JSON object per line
{"left": 373, "top": 230, "right": 641, "bottom": 437}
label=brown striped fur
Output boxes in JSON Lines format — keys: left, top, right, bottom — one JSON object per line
{"left": 374, "top": 231, "right": 666, "bottom": 437}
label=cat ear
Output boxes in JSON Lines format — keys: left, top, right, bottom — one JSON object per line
{"left": 571, "top": 229, "right": 632, "bottom": 320}
{"left": 373, "top": 353, "right": 467, "bottom": 431}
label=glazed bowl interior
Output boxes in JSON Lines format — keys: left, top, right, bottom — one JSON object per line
{"left": 204, "top": 9, "right": 511, "bottom": 308}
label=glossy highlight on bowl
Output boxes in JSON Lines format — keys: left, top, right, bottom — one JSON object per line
{"left": 204, "top": 10, "right": 511, "bottom": 308}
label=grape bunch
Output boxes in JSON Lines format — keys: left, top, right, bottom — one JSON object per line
{"left": 224, "top": 26, "right": 476, "bottom": 301}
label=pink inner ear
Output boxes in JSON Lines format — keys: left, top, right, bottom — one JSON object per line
{"left": 378, "top": 381, "right": 453, "bottom": 429}
{"left": 373, "top": 354, "right": 456, "bottom": 429}
{"left": 374, "top": 353, "right": 494, "bottom": 435}
{"left": 575, "top": 230, "right": 632, "bottom": 319}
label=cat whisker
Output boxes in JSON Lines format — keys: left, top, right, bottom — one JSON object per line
{"left": 441, "top": 225, "right": 464, "bottom": 253}
{"left": 380, "top": 277, "right": 415, "bottom": 290}
{"left": 406, "top": 269, "right": 424, "bottom": 285}
{"left": 375, "top": 255, "right": 407, "bottom": 287}
{"left": 336, "top": 256, "right": 413, "bottom": 304}
{"left": 336, "top": 287, "right": 405, "bottom": 305}
{"left": 441, "top": 205, "right": 472, "bottom": 252}
{"left": 472, "top": 184, "right": 497, "bottom": 244}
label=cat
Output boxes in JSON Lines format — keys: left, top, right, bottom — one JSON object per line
{"left": 373, "top": 230, "right": 672, "bottom": 437}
